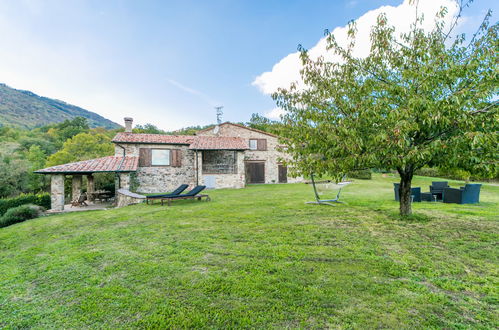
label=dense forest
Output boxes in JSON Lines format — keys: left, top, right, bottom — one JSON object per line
{"left": 0, "top": 83, "right": 120, "bottom": 129}
{"left": 0, "top": 114, "right": 278, "bottom": 198}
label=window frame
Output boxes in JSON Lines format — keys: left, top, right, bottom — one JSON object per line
{"left": 249, "top": 139, "right": 258, "bottom": 150}
{"left": 150, "top": 148, "right": 171, "bottom": 167}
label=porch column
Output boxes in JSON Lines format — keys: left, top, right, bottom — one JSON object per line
{"left": 87, "top": 174, "right": 95, "bottom": 202}
{"left": 50, "top": 174, "right": 65, "bottom": 211}
{"left": 119, "top": 172, "right": 131, "bottom": 190}
{"left": 237, "top": 151, "right": 246, "bottom": 188}
{"left": 196, "top": 151, "right": 203, "bottom": 186}
{"left": 72, "top": 175, "right": 82, "bottom": 201}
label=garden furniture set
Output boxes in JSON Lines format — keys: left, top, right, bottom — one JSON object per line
{"left": 393, "top": 181, "right": 482, "bottom": 204}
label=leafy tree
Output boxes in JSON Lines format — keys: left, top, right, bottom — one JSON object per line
{"left": 46, "top": 132, "right": 114, "bottom": 167}
{"left": 168, "top": 124, "right": 213, "bottom": 135}
{"left": 46, "top": 117, "right": 90, "bottom": 147}
{"left": 133, "top": 123, "right": 166, "bottom": 134}
{"left": 246, "top": 113, "right": 281, "bottom": 134}
{"left": 273, "top": 1, "right": 498, "bottom": 216}
{"left": 25, "top": 145, "right": 48, "bottom": 192}
{"left": 0, "top": 143, "right": 30, "bottom": 198}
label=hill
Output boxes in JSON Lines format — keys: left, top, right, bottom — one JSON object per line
{"left": 0, "top": 175, "right": 497, "bottom": 328}
{"left": 0, "top": 83, "right": 120, "bottom": 129}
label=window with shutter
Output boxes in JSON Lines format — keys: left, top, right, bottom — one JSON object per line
{"left": 139, "top": 148, "right": 152, "bottom": 167}
{"left": 151, "top": 149, "right": 170, "bottom": 166}
{"left": 257, "top": 139, "right": 267, "bottom": 151}
{"left": 249, "top": 139, "right": 258, "bottom": 150}
{"left": 171, "top": 149, "right": 182, "bottom": 167}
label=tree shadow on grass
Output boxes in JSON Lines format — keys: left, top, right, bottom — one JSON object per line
{"left": 370, "top": 207, "right": 434, "bottom": 223}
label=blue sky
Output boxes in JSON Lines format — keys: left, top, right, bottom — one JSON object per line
{"left": 0, "top": 0, "right": 496, "bottom": 130}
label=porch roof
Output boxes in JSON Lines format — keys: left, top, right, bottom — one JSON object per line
{"left": 35, "top": 156, "right": 139, "bottom": 174}
{"left": 189, "top": 136, "right": 248, "bottom": 150}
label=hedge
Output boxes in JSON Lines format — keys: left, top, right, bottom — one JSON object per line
{"left": 348, "top": 169, "right": 372, "bottom": 180}
{"left": 0, "top": 193, "right": 50, "bottom": 217}
{"left": 0, "top": 204, "right": 44, "bottom": 228}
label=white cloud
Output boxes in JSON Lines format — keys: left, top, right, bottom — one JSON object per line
{"left": 253, "top": 0, "right": 459, "bottom": 95}
{"left": 265, "top": 107, "right": 287, "bottom": 120}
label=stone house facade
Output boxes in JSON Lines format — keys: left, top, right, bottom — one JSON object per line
{"left": 36, "top": 118, "right": 302, "bottom": 211}
{"left": 112, "top": 120, "right": 301, "bottom": 192}
{"left": 196, "top": 122, "right": 301, "bottom": 185}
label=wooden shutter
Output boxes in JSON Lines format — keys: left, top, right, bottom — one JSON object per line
{"left": 139, "top": 148, "right": 151, "bottom": 167}
{"left": 171, "top": 149, "right": 182, "bottom": 167}
{"left": 257, "top": 139, "right": 267, "bottom": 151}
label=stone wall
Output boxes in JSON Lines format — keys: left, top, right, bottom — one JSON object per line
{"left": 202, "top": 150, "right": 237, "bottom": 174}
{"left": 115, "top": 143, "right": 197, "bottom": 193}
{"left": 197, "top": 124, "right": 302, "bottom": 184}
{"left": 116, "top": 189, "right": 145, "bottom": 208}
{"left": 196, "top": 151, "right": 245, "bottom": 189}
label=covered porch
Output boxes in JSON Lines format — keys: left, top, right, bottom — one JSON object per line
{"left": 35, "top": 156, "right": 138, "bottom": 212}
{"left": 189, "top": 137, "right": 248, "bottom": 189}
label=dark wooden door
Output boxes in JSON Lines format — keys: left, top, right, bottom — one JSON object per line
{"left": 246, "top": 162, "right": 265, "bottom": 183}
{"left": 278, "top": 165, "right": 288, "bottom": 183}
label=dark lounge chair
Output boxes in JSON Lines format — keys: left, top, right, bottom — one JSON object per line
{"left": 393, "top": 183, "right": 421, "bottom": 202}
{"left": 429, "top": 181, "right": 449, "bottom": 201}
{"left": 443, "top": 184, "right": 482, "bottom": 204}
{"left": 146, "top": 184, "right": 189, "bottom": 204}
{"left": 160, "top": 185, "right": 210, "bottom": 206}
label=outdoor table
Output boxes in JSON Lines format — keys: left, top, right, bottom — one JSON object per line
{"left": 421, "top": 192, "right": 438, "bottom": 202}
{"left": 90, "top": 191, "right": 112, "bottom": 202}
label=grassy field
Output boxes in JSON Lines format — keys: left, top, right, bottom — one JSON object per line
{"left": 0, "top": 174, "right": 498, "bottom": 328}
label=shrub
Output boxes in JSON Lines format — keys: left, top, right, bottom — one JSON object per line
{"left": 0, "top": 193, "right": 51, "bottom": 216}
{"left": 0, "top": 204, "right": 44, "bottom": 228}
{"left": 348, "top": 169, "right": 372, "bottom": 180}
{"left": 415, "top": 167, "right": 441, "bottom": 178}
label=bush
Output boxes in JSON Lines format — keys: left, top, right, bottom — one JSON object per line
{"left": 0, "top": 204, "right": 44, "bottom": 228}
{"left": 415, "top": 167, "right": 441, "bottom": 178}
{"left": 348, "top": 169, "right": 372, "bottom": 180}
{"left": 0, "top": 193, "right": 50, "bottom": 216}
{"left": 416, "top": 167, "right": 481, "bottom": 181}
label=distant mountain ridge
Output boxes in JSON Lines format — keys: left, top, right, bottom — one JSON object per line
{"left": 0, "top": 83, "right": 120, "bottom": 129}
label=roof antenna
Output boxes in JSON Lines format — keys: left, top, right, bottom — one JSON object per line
{"left": 214, "top": 106, "right": 223, "bottom": 135}
{"left": 215, "top": 106, "right": 224, "bottom": 124}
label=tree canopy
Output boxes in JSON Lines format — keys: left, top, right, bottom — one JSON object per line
{"left": 273, "top": 1, "right": 498, "bottom": 215}
{"left": 46, "top": 132, "right": 114, "bottom": 167}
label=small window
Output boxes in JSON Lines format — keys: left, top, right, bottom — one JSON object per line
{"left": 249, "top": 139, "right": 258, "bottom": 150}
{"left": 151, "top": 149, "right": 170, "bottom": 166}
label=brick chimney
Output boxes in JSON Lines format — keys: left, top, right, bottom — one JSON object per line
{"left": 124, "top": 117, "right": 133, "bottom": 133}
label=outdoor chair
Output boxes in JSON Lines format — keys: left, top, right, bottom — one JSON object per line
{"left": 393, "top": 183, "right": 421, "bottom": 202}
{"left": 443, "top": 184, "right": 482, "bottom": 204}
{"left": 146, "top": 184, "right": 189, "bottom": 204}
{"left": 71, "top": 193, "right": 88, "bottom": 207}
{"left": 429, "top": 181, "right": 449, "bottom": 201}
{"left": 160, "top": 185, "right": 210, "bottom": 206}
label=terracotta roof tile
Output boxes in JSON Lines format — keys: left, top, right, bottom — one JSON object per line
{"left": 112, "top": 132, "right": 249, "bottom": 150}
{"left": 189, "top": 137, "right": 248, "bottom": 150}
{"left": 35, "top": 156, "right": 138, "bottom": 174}
{"left": 196, "top": 122, "right": 278, "bottom": 137}
{"left": 112, "top": 133, "right": 195, "bottom": 144}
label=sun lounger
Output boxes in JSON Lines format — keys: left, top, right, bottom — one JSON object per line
{"left": 159, "top": 185, "right": 210, "bottom": 206}
{"left": 146, "top": 184, "right": 189, "bottom": 204}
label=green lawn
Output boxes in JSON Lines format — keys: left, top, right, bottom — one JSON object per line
{"left": 1, "top": 174, "right": 498, "bottom": 328}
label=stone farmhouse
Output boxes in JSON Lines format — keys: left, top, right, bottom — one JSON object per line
{"left": 36, "top": 118, "right": 301, "bottom": 211}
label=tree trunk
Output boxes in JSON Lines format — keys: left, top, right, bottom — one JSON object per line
{"left": 397, "top": 167, "right": 414, "bottom": 216}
